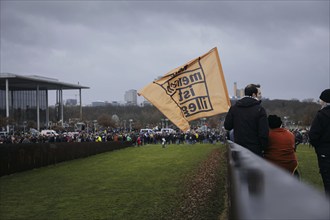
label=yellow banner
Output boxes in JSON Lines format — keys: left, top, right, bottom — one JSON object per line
{"left": 138, "top": 47, "right": 231, "bottom": 132}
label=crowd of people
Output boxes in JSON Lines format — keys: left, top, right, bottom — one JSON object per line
{"left": 224, "top": 84, "right": 330, "bottom": 198}
{"left": 0, "top": 126, "right": 310, "bottom": 148}
{"left": 0, "top": 125, "right": 310, "bottom": 146}
{"left": 0, "top": 128, "right": 227, "bottom": 146}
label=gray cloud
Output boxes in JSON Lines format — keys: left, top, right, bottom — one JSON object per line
{"left": 1, "top": 1, "right": 329, "bottom": 104}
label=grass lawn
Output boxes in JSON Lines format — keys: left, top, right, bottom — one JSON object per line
{"left": 295, "top": 144, "right": 324, "bottom": 192}
{"left": 0, "top": 142, "right": 323, "bottom": 220}
{"left": 0, "top": 143, "right": 227, "bottom": 220}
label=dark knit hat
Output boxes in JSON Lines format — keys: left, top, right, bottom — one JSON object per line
{"left": 268, "top": 115, "right": 282, "bottom": 129}
{"left": 320, "top": 89, "right": 330, "bottom": 103}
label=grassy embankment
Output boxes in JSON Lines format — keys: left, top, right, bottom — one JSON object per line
{"left": 0, "top": 143, "right": 227, "bottom": 220}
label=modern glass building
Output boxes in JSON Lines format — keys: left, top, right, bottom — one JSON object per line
{"left": 0, "top": 73, "right": 89, "bottom": 132}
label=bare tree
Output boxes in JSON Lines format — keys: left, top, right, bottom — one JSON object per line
{"left": 97, "top": 114, "right": 115, "bottom": 128}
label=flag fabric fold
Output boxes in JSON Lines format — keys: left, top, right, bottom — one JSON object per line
{"left": 138, "top": 47, "right": 231, "bottom": 132}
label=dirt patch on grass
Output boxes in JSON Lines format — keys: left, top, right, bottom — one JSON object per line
{"left": 168, "top": 147, "right": 228, "bottom": 220}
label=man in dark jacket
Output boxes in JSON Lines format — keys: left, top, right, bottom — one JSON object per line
{"left": 309, "top": 89, "right": 330, "bottom": 197}
{"left": 224, "top": 84, "right": 269, "bottom": 156}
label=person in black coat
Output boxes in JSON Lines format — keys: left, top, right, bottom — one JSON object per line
{"left": 309, "top": 89, "right": 330, "bottom": 197}
{"left": 224, "top": 84, "right": 269, "bottom": 156}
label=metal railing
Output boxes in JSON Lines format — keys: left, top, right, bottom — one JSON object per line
{"left": 227, "top": 141, "right": 330, "bottom": 220}
{"left": 0, "top": 141, "right": 133, "bottom": 176}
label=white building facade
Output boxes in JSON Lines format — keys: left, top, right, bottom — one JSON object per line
{"left": 124, "top": 89, "right": 137, "bottom": 105}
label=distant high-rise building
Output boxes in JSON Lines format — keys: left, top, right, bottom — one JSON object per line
{"left": 237, "top": 88, "right": 244, "bottom": 98}
{"left": 111, "top": 101, "right": 120, "bottom": 106}
{"left": 124, "top": 89, "right": 137, "bottom": 105}
{"left": 92, "top": 101, "right": 106, "bottom": 107}
{"left": 66, "top": 99, "right": 77, "bottom": 106}
{"left": 234, "top": 82, "right": 237, "bottom": 98}
{"left": 233, "top": 82, "right": 245, "bottom": 99}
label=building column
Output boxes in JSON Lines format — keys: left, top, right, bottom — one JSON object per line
{"left": 5, "top": 79, "right": 9, "bottom": 133}
{"left": 56, "top": 90, "right": 59, "bottom": 124}
{"left": 36, "top": 84, "right": 40, "bottom": 131}
{"left": 79, "top": 88, "right": 82, "bottom": 121}
{"left": 46, "top": 90, "right": 49, "bottom": 129}
{"left": 60, "top": 89, "right": 63, "bottom": 127}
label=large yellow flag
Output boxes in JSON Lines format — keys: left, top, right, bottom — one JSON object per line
{"left": 138, "top": 47, "right": 231, "bottom": 132}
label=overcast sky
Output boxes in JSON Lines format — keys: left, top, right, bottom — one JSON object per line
{"left": 1, "top": 1, "right": 329, "bottom": 105}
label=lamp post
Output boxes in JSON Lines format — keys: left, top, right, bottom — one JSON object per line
{"left": 201, "top": 118, "right": 207, "bottom": 131}
{"left": 161, "top": 119, "right": 164, "bottom": 129}
{"left": 219, "top": 116, "right": 225, "bottom": 131}
{"left": 283, "top": 116, "right": 289, "bottom": 128}
{"left": 129, "top": 119, "right": 133, "bottom": 132}
{"left": 23, "top": 121, "right": 27, "bottom": 133}
{"left": 165, "top": 118, "right": 169, "bottom": 128}
{"left": 93, "top": 120, "right": 97, "bottom": 133}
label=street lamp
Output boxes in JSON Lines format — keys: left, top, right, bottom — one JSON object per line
{"left": 283, "top": 116, "right": 289, "bottom": 128}
{"left": 219, "top": 116, "right": 225, "bottom": 131}
{"left": 200, "top": 117, "right": 206, "bottom": 125}
{"left": 161, "top": 119, "right": 164, "bottom": 129}
{"left": 93, "top": 120, "right": 97, "bottom": 132}
{"left": 200, "top": 118, "right": 207, "bottom": 131}
{"left": 23, "top": 121, "right": 27, "bottom": 133}
{"left": 165, "top": 119, "right": 169, "bottom": 128}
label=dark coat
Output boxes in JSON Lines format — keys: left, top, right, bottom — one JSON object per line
{"left": 224, "top": 97, "right": 269, "bottom": 155}
{"left": 309, "top": 105, "right": 330, "bottom": 154}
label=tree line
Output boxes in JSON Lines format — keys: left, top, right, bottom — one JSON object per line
{"left": 51, "top": 99, "right": 320, "bottom": 130}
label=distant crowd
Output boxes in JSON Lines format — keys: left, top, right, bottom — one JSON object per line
{"left": 0, "top": 129, "right": 225, "bottom": 145}
{"left": 0, "top": 127, "right": 310, "bottom": 148}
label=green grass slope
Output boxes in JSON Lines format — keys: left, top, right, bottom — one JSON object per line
{"left": 0, "top": 144, "right": 226, "bottom": 220}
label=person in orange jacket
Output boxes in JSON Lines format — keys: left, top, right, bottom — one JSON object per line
{"left": 264, "top": 115, "right": 298, "bottom": 175}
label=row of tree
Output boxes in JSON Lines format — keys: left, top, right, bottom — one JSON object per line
{"left": 50, "top": 99, "right": 321, "bottom": 131}
{"left": 0, "top": 99, "right": 321, "bottom": 132}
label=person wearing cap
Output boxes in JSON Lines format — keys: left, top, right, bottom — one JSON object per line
{"left": 264, "top": 115, "right": 298, "bottom": 175}
{"left": 309, "top": 89, "right": 330, "bottom": 197}
{"left": 224, "top": 84, "right": 269, "bottom": 156}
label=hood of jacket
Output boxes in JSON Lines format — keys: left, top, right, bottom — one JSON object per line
{"left": 236, "top": 97, "right": 261, "bottom": 107}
